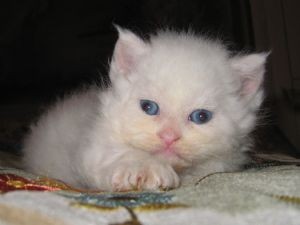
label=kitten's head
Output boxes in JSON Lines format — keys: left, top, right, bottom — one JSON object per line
{"left": 102, "top": 27, "right": 268, "bottom": 169}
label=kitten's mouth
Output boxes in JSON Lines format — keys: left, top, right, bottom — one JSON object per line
{"left": 153, "top": 147, "right": 184, "bottom": 160}
{"left": 152, "top": 147, "right": 191, "bottom": 169}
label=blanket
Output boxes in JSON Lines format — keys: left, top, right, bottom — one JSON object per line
{"left": 0, "top": 162, "right": 300, "bottom": 225}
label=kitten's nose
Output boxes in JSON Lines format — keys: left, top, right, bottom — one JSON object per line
{"left": 158, "top": 128, "right": 181, "bottom": 147}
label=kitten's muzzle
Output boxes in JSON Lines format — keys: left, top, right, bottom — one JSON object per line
{"left": 157, "top": 127, "right": 181, "bottom": 148}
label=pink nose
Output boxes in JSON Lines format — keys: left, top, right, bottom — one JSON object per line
{"left": 158, "top": 128, "right": 181, "bottom": 147}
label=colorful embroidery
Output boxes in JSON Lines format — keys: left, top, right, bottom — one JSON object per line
{"left": 0, "top": 169, "right": 180, "bottom": 211}
{"left": 0, "top": 173, "right": 71, "bottom": 192}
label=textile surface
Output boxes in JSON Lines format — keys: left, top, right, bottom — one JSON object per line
{"left": 0, "top": 163, "right": 300, "bottom": 225}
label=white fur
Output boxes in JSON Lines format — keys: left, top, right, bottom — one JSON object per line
{"left": 22, "top": 28, "right": 268, "bottom": 191}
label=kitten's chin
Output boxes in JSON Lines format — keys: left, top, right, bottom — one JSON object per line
{"left": 152, "top": 148, "right": 191, "bottom": 170}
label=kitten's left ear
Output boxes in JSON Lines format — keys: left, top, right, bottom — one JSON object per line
{"left": 230, "top": 53, "right": 269, "bottom": 105}
{"left": 110, "top": 26, "right": 149, "bottom": 82}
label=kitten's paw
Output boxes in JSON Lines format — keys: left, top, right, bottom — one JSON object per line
{"left": 110, "top": 162, "right": 180, "bottom": 191}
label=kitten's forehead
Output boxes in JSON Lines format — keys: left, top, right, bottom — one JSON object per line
{"left": 134, "top": 34, "right": 233, "bottom": 107}
{"left": 134, "top": 69, "right": 224, "bottom": 114}
{"left": 147, "top": 34, "right": 231, "bottom": 82}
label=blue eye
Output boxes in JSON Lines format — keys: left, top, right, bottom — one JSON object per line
{"left": 189, "top": 109, "right": 213, "bottom": 124}
{"left": 140, "top": 99, "right": 160, "bottom": 115}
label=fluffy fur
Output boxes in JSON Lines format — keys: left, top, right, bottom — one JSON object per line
{"left": 22, "top": 27, "right": 268, "bottom": 191}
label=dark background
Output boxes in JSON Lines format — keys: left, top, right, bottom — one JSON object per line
{"left": 0, "top": 0, "right": 299, "bottom": 157}
{"left": 0, "top": 0, "right": 253, "bottom": 94}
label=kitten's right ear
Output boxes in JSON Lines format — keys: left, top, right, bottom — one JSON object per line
{"left": 110, "top": 26, "right": 149, "bottom": 82}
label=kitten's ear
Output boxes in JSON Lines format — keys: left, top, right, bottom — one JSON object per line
{"left": 230, "top": 53, "right": 268, "bottom": 104}
{"left": 110, "top": 26, "right": 149, "bottom": 81}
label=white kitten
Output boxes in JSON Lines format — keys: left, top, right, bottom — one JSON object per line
{"left": 22, "top": 27, "right": 267, "bottom": 191}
